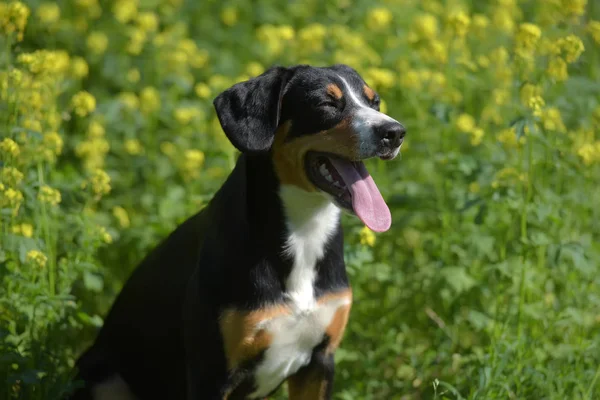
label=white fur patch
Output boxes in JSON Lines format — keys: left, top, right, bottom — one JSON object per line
{"left": 91, "top": 374, "right": 137, "bottom": 400}
{"left": 246, "top": 185, "right": 342, "bottom": 398}
{"left": 337, "top": 75, "right": 399, "bottom": 158}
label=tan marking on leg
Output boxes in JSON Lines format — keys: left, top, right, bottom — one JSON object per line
{"left": 325, "top": 303, "right": 351, "bottom": 353}
{"left": 326, "top": 83, "right": 343, "bottom": 99}
{"left": 219, "top": 304, "right": 291, "bottom": 369}
{"left": 363, "top": 85, "right": 376, "bottom": 102}
{"left": 92, "top": 375, "right": 137, "bottom": 400}
{"left": 271, "top": 120, "right": 360, "bottom": 191}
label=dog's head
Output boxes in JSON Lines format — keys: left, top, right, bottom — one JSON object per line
{"left": 213, "top": 64, "right": 405, "bottom": 232}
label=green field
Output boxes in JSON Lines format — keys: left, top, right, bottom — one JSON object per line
{"left": 1, "top": 0, "right": 600, "bottom": 399}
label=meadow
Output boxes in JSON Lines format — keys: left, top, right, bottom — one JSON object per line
{"left": 1, "top": 0, "right": 600, "bottom": 399}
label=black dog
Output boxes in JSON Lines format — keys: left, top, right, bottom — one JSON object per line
{"left": 70, "top": 64, "right": 405, "bottom": 399}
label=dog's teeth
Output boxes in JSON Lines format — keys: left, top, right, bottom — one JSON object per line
{"left": 325, "top": 174, "right": 334, "bottom": 182}
{"left": 319, "top": 164, "right": 328, "bottom": 176}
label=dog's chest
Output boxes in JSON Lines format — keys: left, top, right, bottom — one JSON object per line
{"left": 220, "top": 293, "right": 351, "bottom": 398}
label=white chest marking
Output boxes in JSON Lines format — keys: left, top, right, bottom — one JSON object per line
{"left": 249, "top": 185, "right": 341, "bottom": 398}
{"left": 249, "top": 296, "right": 351, "bottom": 398}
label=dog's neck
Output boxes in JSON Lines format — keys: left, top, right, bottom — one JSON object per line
{"left": 243, "top": 154, "right": 341, "bottom": 310}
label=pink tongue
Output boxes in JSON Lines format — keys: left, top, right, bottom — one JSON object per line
{"left": 329, "top": 158, "right": 391, "bottom": 232}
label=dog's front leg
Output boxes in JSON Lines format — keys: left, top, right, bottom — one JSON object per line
{"left": 287, "top": 351, "right": 335, "bottom": 400}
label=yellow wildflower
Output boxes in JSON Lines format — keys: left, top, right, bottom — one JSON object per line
{"left": 359, "top": 225, "right": 376, "bottom": 246}
{"left": 515, "top": 23, "right": 542, "bottom": 58}
{"left": 2, "top": 167, "right": 24, "bottom": 185}
{"left": 448, "top": 11, "right": 471, "bottom": 38}
{"left": 562, "top": 0, "right": 587, "bottom": 18}
{"left": 136, "top": 12, "right": 158, "bottom": 32}
{"left": 455, "top": 113, "right": 476, "bottom": 133}
{"left": 492, "top": 8, "right": 515, "bottom": 34}
{"left": 87, "top": 31, "right": 109, "bottom": 54}
{"left": 97, "top": 226, "right": 113, "bottom": 244}
{"left": 126, "top": 28, "right": 146, "bottom": 55}
{"left": 43, "top": 132, "right": 64, "bottom": 159}
{"left": 577, "top": 142, "right": 600, "bottom": 165}
{"left": 1, "top": 1, "right": 30, "bottom": 41}
{"left": 26, "top": 250, "right": 47, "bottom": 268}
{"left": 410, "top": 14, "right": 439, "bottom": 42}
{"left": 113, "top": 0, "right": 138, "bottom": 23}
{"left": 245, "top": 62, "right": 265, "bottom": 77}
{"left": 557, "top": 35, "right": 585, "bottom": 63}
{"left": 470, "top": 128, "right": 484, "bottom": 146}
{"left": 112, "top": 206, "right": 130, "bottom": 228}
{"left": 71, "top": 57, "right": 89, "bottom": 78}
{"left": 587, "top": 21, "right": 600, "bottom": 44}
{"left": 124, "top": 139, "right": 143, "bottom": 155}
{"left": 2, "top": 187, "right": 24, "bottom": 212}
{"left": 472, "top": 14, "right": 489, "bottom": 34}
{"left": 38, "top": 185, "right": 61, "bottom": 206}
{"left": 71, "top": 91, "right": 96, "bottom": 117}
{"left": 546, "top": 57, "right": 568, "bottom": 81}
{"left": 88, "top": 120, "right": 105, "bottom": 137}
{"left": 194, "top": 83, "right": 211, "bottom": 99}
{"left": 83, "top": 169, "right": 111, "bottom": 196}
{"left": 174, "top": 107, "right": 200, "bottom": 125}
{"left": 541, "top": 107, "right": 566, "bottom": 132}
{"left": 127, "top": 68, "right": 140, "bottom": 83}
{"left": 366, "top": 7, "right": 393, "bottom": 31}
{"left": 0, "top": 138, "right": 20, "bottom": 157}
{"left": 364, "top": 68, "right": 395, "bottom": 90}
{"left": 119, "top": 92, "right": 139, "bottom": 110}
{"left": 36, "top": 2, "right": 60, "bottom": 25}
{"left": 139, "top": 87, "right": 161, "bottom": 114}
{"left": 220, "top": 6, "right": 238, "bottom": 27}
{"left": 12, "top": 223, "right": 33, "bottom": 237}
{"left": 160, "top": 141, "right": 176, "bottom": 157}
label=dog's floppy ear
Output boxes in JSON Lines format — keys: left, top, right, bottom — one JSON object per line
{"left": 213, "top": 66, "right": 293, "bottom": 154}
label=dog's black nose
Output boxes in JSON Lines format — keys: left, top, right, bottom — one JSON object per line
{"left": 376, "top": 121, "right": 406, "bottom": 148}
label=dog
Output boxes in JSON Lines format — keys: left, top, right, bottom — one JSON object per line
{"left": 69, "top": 64, "right": 405, "bottom": 400}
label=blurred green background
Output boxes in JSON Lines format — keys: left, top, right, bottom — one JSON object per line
{"left": 1, "top": 0, "right": 600, "bottom": 399}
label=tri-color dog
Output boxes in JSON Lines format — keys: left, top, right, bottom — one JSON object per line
{"left": 70, "top": 64, "right": 405, "bottom": 399}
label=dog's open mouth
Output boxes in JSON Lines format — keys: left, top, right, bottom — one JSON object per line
{"left": 305, "top": 152, "right": 391, "bottom": 232}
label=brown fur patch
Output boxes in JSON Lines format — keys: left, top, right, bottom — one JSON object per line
{"left": 319, "top": 288, "right": 352, "bottom": 353}
{"left": 326, "top": 83, "right": 343, "bottom": 99}
{"left": 364, "top": 85, "right": 376, "bottom": 101}
{"left": 219, "top": 305, "right": 291, "bottom": 369}
{"left": 272, "top": 120, "right": 360, "bottom": 192}
{"left": 288, "top": 376, "right": 327, "bottom": 400}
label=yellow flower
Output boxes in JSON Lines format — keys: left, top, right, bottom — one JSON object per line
{"left": 379, "top": 99, "right": 388, "bottom": 114}
{"left": 470, "top": 128, "right": 484, "bottom": 146}
{"left": 127, "top": 68, "right": 140, "bottom": 83}
{"left": 26, "top": 250, "right": 47, "bottom": 268}
{"left": 541, "top": 107, "right": 566, "bottom": 132}
{"left": 160, "top": 141, "right": 176, "bottom": 156}
{"left": 546, "top": 57, "right": 568, "bottom": 81}
{"left": 113, "top": 0, "right": 138, "bottom": 23}
{"left": 174, "top": 107, "right": 200, "bottom": 125}
{"left": 87, "top": 31, "right": 109, "bottom": 54}
{"left": 448, "top": 11, "right": 471, "bottom": 38}
{"left": 43, "top": 132, "right": 64, "bottom": 158}
{"left": 88, "top": 120, "right": 105, "bottom": 137}
{"left": 97, "top": 226, "right": 113, "bottom": 244}
{"left": 1, "top": 1, "right": 30, "bottom": 41}
{"left": 12, "top": 223, "right": 33, "bottom": 237}
{"left": 562, "top": 0, "right": 587, "bottom": 18}
{"left": 194, "top": 83, "right": 211, "bottom": 99}
{"left": 126, "top": 28, "right": 147, "bottom": 55}
{"left": 2, "top": 187, "right": 24, "bottom": 211}
{"left": 136, "top": 11, "right": 158, "bottom": 32}
{"left": 520, "top": 83, "right": 544, "bottom": 115}
{"left": 359, "top": 225, "right": 376, "bottom": 246}
{"left": 587, "top": 21, "right": 600, "bottom": 44}
{"left": 410, "top": 14, "right": 439, "bottom": 41}
{"left": 38, "top": 185, "right": 61, "bottom": 206}
{"left": 472, "top": 14, "right": 489, "bottom": 34}
{"left": 492, "top": 8, "right": 514, "bottom": 34}
{"left": 112, "top": 206, "right": 130, "bottom": 228}
{"left": 515, "top": 23, "right": 542, "bottom": 57}
{"left": 220, "top": 6, "right": 238, "bottom": 27}
{"left": 245, "top": 62, "right": 265, "bottom": 77}
{"left": 139, "top": 87, "right": 161, "bottom": 114}
{"left": 36, "top": 2, "right": 60, "bottom": 25}
{"left": 71, "top": 57, "right": 89, "bottom": 78}
{"left": 82, "top": 169, "right": 111, "bottom": 196}
{"left": 364, "top": 68, "right": 395, "bottom": 90}
{"left": 124, "top": 139, "right": 142, "bottom": 155}
{"left": 577, "top": 142, "right": 600, "bottom": 165}
{"left": 71, "top": 91, "right": 96, "bottom": 117}
{"left": 455, "top": 113, "right": 476, "bottom": 133}
{"left": 0, "top": 138, "right": 20, "bottom": 157}
{"left": 366, "top": 7, "right": 393, "bottom": 31}
{"left": 2, "top": 166, "right": 24, "bottom": 185}
{"left": 119, "top": 92, "right": 139, "bottom": 110}
{"left": 557, "top": 35, "right": 585, "bottom": 63}
{"left": 277, "top": 25, "right": 295, "bottom": 41}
